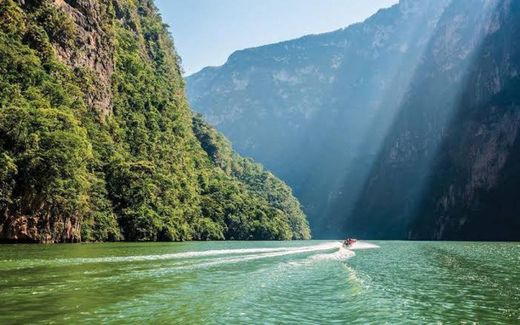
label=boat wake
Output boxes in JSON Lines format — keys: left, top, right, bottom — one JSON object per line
{"left": 310, "top": 242, "right": 354, "bottom": 261}
{"left": 4, "top": 241, "right": 379, "bottom": 271}
{"left": 348, "top": 241, "right": 380, "bottom": 250}
{"left": 311, "top": 241, "right": 379, "bottom": 261}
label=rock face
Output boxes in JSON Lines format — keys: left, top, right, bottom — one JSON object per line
{"left": 187, "top": 0, "right": 520, "bottom": 239}
{"left": 345, "top": 0, "right": 520, "bottom": 240}
{"left": 402, "top": 0, "right": 520, "bottom": 240}
{"left": 52, "top": 0, "right": 114, "bottom": 119}
{"left": 0, "top": 215, "right": 80, "bottom": 243}
{"left": 15, "top": 0, "right": 115, "bottom": 118}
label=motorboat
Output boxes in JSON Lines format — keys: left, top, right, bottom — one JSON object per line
{"left": 343, "top": 238, "right": 357, "bottom": 248}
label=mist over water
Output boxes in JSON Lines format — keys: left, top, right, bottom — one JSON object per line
{"left": 1, "top": 241, "right": 519, "bottom": 323}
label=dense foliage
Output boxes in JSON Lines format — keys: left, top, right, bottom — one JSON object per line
{"left": 0, "top": 0, "right": 310, "bottom": 242}
{"left": 193, "top": 114, "right": 310, "bottom": 240}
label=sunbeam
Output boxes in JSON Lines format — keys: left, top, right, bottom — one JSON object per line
{"left": 313, "top": 0, "right": 454, "bottom": 237}
{"left": 273, "top": 0, "right": 454, "bottom": 237}
{"left": 409, "top": 0, "right": 520, "bottom": 240}
{"left": 345, "top": 0, "right": 504, "bottom": 239}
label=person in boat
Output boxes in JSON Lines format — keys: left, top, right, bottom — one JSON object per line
{"left": 343, "top": 238, "right": 357, "bottom": 247}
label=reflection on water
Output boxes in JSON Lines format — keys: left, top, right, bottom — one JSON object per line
{"left": 0, "top": 241, "right": 519, "bottom": 323}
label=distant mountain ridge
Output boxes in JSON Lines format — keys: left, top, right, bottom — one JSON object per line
{"left": 187, "top": 0, "right": 520, "bottom": 239}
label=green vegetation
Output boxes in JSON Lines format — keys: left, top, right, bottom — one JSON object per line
{"left": 0, "top": 0, "right": 310, "bottom": 242}
{"left": 193, "top": 114, "right": 310, "bottom": 240}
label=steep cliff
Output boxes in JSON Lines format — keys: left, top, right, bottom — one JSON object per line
{"left": 344, "top": 0, "right": 520, "bottom": 239}
{"left": 187, "top": 0, "right": 520, "bottom": 239}
{"left": 0, "top": 0, "right": 310, "bottom": 242}
{"left": 386, "top": 0, "right": 520, "bottom": 240}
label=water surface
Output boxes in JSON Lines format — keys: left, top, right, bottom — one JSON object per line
{"left": 1, "top": 241, "right": 519, "bottom": 323}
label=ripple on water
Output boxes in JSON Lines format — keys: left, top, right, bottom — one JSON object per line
{"left": 0, "top": 241, "right": 519, "bottom": 323}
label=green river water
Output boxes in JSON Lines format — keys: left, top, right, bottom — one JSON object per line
{"left": 0, "top": 241, "right": 519, "bottom": 324}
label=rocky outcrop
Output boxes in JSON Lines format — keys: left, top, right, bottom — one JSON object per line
{"left": 55, "top": 0, "right": 114, "bottom": 118}
{"left": 343, "top": 0, "right": 517, "bottom": 239}
{"left": 13, "top": 0, "right": 114, "bottom": 118}
{"left": 340, "top": 0, "right": 520, "bottom": 240}
{"left": 404, "top": 0, "right": 520, "bottom": 239}
{"left": 0, "top": 214, "right": 80, "bottom": 243}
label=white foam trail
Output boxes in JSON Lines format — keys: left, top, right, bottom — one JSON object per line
{"left": 196, "top": 243, "right": 341, "bottom": 267}
{"left": 148, "top": 242, "right": 344, "bottom": 272}
{"left": 116, "top": 242, "right": 345, "bottom": 277}
{"left": 68, "top": 246, "right": 295, "bottom": 264}
{"left": 4, "top": 242, "right": 360, "bottom": 271}
{"left": 348, "top": 241, "right": 380, "bottom": 250}
{"left": 311, "top": 243, "right": 355, "bottom": 261}
{"left": 10, "top": 242, "right": 341, "bottom": 268}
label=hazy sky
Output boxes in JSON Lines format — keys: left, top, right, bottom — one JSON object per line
{"left": 154, "top": 0, "right": 398, "bottom": 75}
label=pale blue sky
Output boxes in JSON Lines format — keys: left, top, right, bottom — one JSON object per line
{"left": 154, "top": 0, "right": 398, "bottom": 75}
